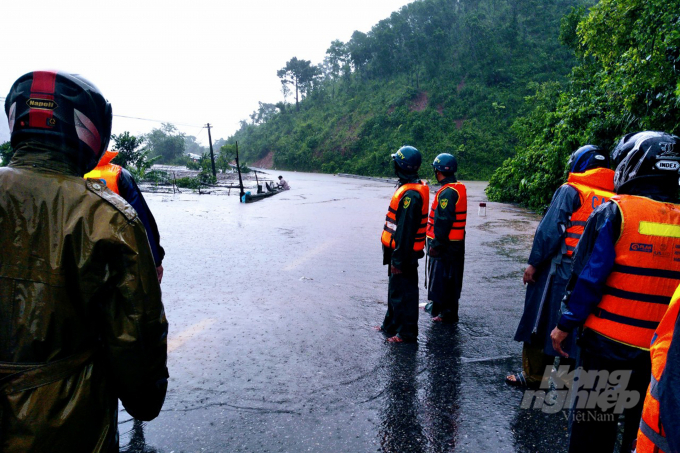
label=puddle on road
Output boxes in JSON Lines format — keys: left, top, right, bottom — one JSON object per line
{"left": 276, "top": 228, "right": 296, "bottom": 238}
{"left": 482, "top": 234, "right": 532, "bottom": 263}
{"left": 476, "top": 219, "right": 534, "bottom": 233}
{"left": 482, "top": 269, "right": 524, "bottom": 282}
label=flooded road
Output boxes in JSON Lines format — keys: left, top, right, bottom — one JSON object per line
{"left": 119, "top": 171, "right": 568, "bottom": 453}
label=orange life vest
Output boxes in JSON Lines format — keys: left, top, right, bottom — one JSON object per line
{"left": 426, "top": 182, "right": 467, "bottom": 241}
{"left": 636, "top": 284, "right": 680, "bottom": 453}
{"left": 381, "top": 181, "right": 429, "bottom": 252}
{"left": 563, "top": 168, "right": 615, "bottom": 257}
{"left": 84, "top": 150, "right": 122, "bottom": 195}
{"left": 584, "top": 195, "right": 680, "bottom": 350}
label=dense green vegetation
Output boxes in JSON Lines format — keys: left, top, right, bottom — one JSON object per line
{"left": 0, "top": 141, "right": 12, "bottom": 166}
{"left": 228, "top": 0, "right": 586, "bottom": 181}
{"left": 0, "top": 123, "right": 219, "bottom": 169}
{"left": 487, "top": 0, "right": 680, "bottom": 209}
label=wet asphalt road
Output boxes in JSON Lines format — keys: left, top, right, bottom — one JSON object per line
{"left": 119, "top": 171, "right": 569, "bottom": 453}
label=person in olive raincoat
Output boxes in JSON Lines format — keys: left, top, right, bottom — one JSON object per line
{"left": 506, "top": 145, "right": 614, "bottom": 388}
{"left": 379, "top": 146, "right": 429, "bottom": 343}
{"left": 0, "top": 71, "right": 168, "bottom": 452}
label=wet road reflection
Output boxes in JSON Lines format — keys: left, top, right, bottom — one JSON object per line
{"left": 423, "top": 325, "right": 461, "bottom": 452}
{"left": 121, "top": 420, "right": 160, "bottom": 453}
{"left": 380, "top": 343, "right": 425, "bottom": 453}
{"left": 510, "top": 402, "right": 568, "bottom": 453}
{"left": 379, "top": 324, "right": 463, "bottom": 453}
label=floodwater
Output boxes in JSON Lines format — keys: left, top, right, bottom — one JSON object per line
{"left": 119, "top": 171, "right": 568, "bottom": 453}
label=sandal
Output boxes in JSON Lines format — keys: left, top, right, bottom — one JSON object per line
{"left": 505, "top": 372, "right": 539, "bottom": 389}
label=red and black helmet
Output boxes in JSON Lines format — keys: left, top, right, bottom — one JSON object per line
{"left": 4, "top": 70, "right": 112, "bottom": 172}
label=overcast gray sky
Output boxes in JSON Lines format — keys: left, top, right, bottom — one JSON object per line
{"left": 0, "top": 0, "right": 413, "bottom": 146}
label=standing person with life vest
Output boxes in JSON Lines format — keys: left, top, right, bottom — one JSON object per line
{"left": 636, "top": 284, "right": 680, "bottom": 453}
{"left": 85, "top": 150, "right": 165, "bottom": 282}
{"left": 550, "top": 132, "right": 680, "bottom": 453}
{"left": 424, "top": 153, "right": 466, "bottom": 323}
{"left": 0, "top": 71, "right": 168, "bottom": 452}
{"left": 506, "top": 145, "right": 614, "bottom": 389}
{"left": 378, "top": 146, "right": 429, "bottom": 343}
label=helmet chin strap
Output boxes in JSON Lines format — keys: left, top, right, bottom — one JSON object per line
{"left": 394, "top": 163, "right": 417, "bottom": 183}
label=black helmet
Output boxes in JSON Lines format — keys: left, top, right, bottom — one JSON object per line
{"left": 611, "top": 131, "right": 669, "bottom": 169}
{"left": 391, "top": 145, "right": 421, "bottom": 173}
{"left": 614, "top": 133, "right": 680, "bottom": 193}
{"left": 5, "top": 70, "right": 112, "bottom": 172}
{"left": 432, "top": 153, "right": 458, "bottom": 175}
{"left": 567, "top": 145, "right": 609, "bottom": 173}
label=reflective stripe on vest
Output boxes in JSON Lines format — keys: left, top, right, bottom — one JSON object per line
{"left": 381, "top": 181, "right": 429, "bottom": 252}
{"left": 425, "top": 182, "right": 467, "bottom": 241}
{"left": 563, "top": 168, "right": 615, "bottom": 257}
{"left": 84, "top": 150, "right": 122, "bottom": 195}
{"left": 584, "top": 196, "right": 680, "bottom": 350}
{"left": 636, "top": 285, "right": 680, "bottom": 453}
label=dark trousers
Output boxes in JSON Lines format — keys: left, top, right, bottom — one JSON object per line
{"left": 568, "top": 348, "right": 651, "bottom": 453}
{"left": 426, "top": 252, "right": 464, "bottom": 322}
{"left": 382, "top": 265, "right": 419, "bottom": 342}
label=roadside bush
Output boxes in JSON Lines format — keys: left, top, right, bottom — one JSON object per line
{"left": 198, "top": 170, "right": 216, "bottom": 185}
{"left": 185, "top": 157, "right": 201, "bottom": 170}
{"left": 174, "top": 177, "right": 202, "bottom": 189}
{"left": 0, "top": 142, "right": 14, "bottom": 166}
{"left": 142, "top": 170, "right": 170, "bottom": 184}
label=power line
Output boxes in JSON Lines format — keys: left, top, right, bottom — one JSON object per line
{"left": 112, "top": 114, "right": 202, "bottom": 128}
{"left": 0, "top": 101, "right": 207, "bottom": 132}
{"left": 0, "top": 100, "right": 202, "bottom": 128}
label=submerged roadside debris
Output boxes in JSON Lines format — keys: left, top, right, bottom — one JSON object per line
{"left": 137, "top": 143, "right": 287, "bottom": 203}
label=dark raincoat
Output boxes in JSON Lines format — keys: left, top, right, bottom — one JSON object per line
{"left": 426, "top": 175, "right": 465, "bottom": 321}
{"left": 382, "top": 176, "right": 425, "bottom": 342}
{"left": 514, "top": 184, "right": 580, "bottom": 356}
{"left": 0, "top": 145, "right": 168, "bottom": 453}
{"left": 660, "top": 306, "right": 680, "bottom": 453}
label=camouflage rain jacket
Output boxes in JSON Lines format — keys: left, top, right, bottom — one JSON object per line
{"left": 0, "top": 144, "right": 168, "bottom": 452}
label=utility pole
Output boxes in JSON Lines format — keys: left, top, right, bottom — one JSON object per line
{"left": 205, "top": 123, "right": 217, "bottom": 178}
{"left": 235, "top": 141, "right": 245, "bottom": 199}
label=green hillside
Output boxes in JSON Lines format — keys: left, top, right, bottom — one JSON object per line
{"left": 228, "top": 0, "right": 589, "bottom": 181}
{"left": 487, "top": 0, "right": 680, "bottom": 209}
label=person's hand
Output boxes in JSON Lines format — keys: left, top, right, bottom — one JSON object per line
{"left": 523, "top": 265, "right": 537, "bottom": 285}
{"left": 550, "top": 327, "right": 569, "bottom": 358}
{"left": 156, "top": 265, "right": 164, "bottom": 284}
{"left": 390, "top": 265, "right": 403, "bottom": 275}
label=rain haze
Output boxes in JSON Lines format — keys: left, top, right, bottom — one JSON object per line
{"left": 0, "top": 0, "right": 413, "bottom": 145}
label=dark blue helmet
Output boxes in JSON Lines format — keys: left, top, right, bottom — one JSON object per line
{"left": 567, "top": 145, "right": 609, "bottom": 173}
{"left": 391, "top": 145, "right": 421, "bottom": 173}
{"left": 432, "top": 153, "right": 457, "bottom": 175}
